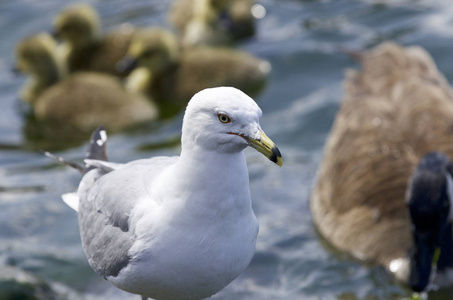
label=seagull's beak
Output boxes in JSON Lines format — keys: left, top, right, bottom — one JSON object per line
{"left": 244, "top": 130, "right": 282, "bottom": 167}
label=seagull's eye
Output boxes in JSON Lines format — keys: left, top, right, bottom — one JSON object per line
{"left": 217, "top": 114, "right": 231, "bottom": 123}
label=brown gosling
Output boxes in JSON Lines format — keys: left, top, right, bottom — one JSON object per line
{"left": 15, "top": 33, "right": 158, "bottom": 132}
{"left": 168, "top": 0, "right": 258, "bottom": 47}
{"left": 53, "top": 3, "right": 134, "bottom": 77}
{"left": 119, "top": 27, "right": 270, "bottom": 115}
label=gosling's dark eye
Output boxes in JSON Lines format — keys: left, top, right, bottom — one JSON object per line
{"left": 217, "top": 114, "right": 231, "bottom": 123}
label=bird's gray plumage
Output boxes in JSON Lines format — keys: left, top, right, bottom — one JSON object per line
{"left": 78, "top": 157, "right": 178, "bottom": 278}
{"left": 78, "top": 168, "right": 133, "bottom": 277}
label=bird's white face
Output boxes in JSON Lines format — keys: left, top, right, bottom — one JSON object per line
{"left": 182, "top": 87, "right": 282, "bottom": 166}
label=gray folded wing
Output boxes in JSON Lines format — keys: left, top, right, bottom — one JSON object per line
{"left": 77, "top": 157, "right": 178, "bottom": 278}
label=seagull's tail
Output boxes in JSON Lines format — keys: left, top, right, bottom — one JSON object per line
{"left": 44, "top": 126, "right": 109, "bottom": 213}
{"left": 44, "top": 152, "right": 84, "bottom": 174}
{"left": 84, "top": 126, "right": 109, "bottom": 174}
{"left": 44, "top": 126, "right": 109, "bottom": 175}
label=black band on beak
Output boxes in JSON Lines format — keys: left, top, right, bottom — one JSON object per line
{"left": 269, "top": 145, "right": 282, "bottom": 165}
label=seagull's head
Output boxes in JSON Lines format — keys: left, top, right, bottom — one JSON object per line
{"left": 182, "top": 87, "right": 282, "bottom": 166}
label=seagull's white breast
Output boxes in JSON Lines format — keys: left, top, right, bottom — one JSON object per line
{"left": 108, "top": 153, "right": 259, "bottom": 300}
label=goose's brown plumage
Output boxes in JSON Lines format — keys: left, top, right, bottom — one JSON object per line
{"left": 311, "top": 42, "right": 453, "bottom": 268}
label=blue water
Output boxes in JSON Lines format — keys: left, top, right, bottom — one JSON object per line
{"left": 1, "top": 0, "right": 453, "bottom": 299}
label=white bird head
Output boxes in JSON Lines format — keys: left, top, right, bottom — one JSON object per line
{"left": 182, "top": 87, "right": 282, "bottom": 166}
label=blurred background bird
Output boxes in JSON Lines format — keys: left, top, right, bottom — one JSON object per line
{"left": 311, "top": 42, "right": 453, "bottom": 294}
{"left": 118, "top": 27, "right": 270, "bottom": 117}
{"left": 52, "top": 3, "right": 135, "bottom": 78}
{"left": 168, "top": 0, "right": 261, "bottom": 47}
{"left": 14, "top": 32, "right": 158, "bottom": 140}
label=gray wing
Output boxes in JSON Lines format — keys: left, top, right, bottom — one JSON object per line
{"left": 77, "top": 157, "right": 178, "bottom": 278}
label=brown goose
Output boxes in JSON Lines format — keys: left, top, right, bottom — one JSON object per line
{"left": 15, "top": 33, "right": 157, "bottom": 132}
{"left": 311, "top": 42, "right": 453, "bottom": 292}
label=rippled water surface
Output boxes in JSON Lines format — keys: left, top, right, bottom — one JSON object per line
{"left": 2, "top": 0, "right": 453, "bottom": 299}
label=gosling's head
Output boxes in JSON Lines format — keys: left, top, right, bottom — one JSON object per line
{"left": 117, "top": 28, "right": 179, "bottom": 75}
{"left": 15, "top": 33, "right": 60, "bottom": 78}
{"left": 192, "top": 0, "right": 235, "bottom": 26}
{"left": 53, "top": 3, "right": 100, "bottom": 46}
{"left": 205, "top": 0, "right": 233, "bottom": 13}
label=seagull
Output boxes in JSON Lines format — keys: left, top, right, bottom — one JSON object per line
{"left": 49, "top": 87, "right": 282, "bottom": 300}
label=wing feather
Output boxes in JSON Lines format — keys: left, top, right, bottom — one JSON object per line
{"left": 77, "top": 156, "right": 178, "bottom": 277}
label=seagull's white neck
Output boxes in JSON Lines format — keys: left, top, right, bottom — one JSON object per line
{"left": 179, "top": 144, "right": 249, "bottom": 188}
{"left": 170, "top": 144, "right": 251, "bottom": 214}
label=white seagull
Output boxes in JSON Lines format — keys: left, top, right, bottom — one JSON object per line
{"left": 49, "top": 87, "right": 282, "bottom": 300}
